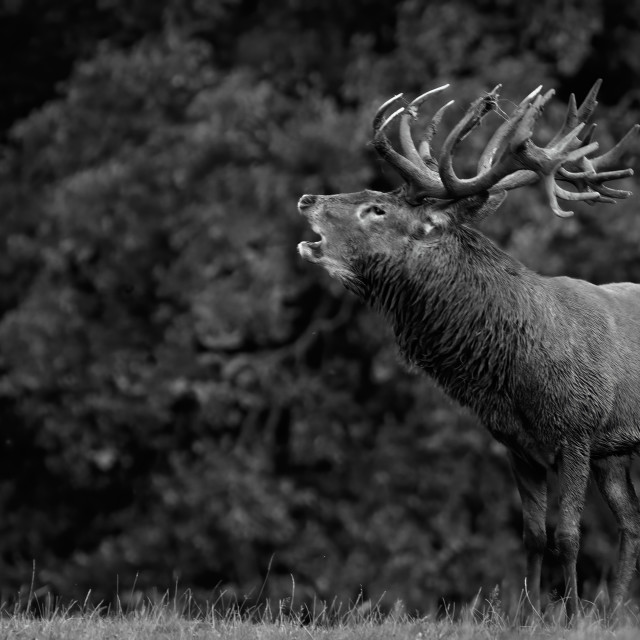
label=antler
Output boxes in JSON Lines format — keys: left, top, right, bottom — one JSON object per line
{"left": 372, "top": 80, "right": 639, "bottom": 217}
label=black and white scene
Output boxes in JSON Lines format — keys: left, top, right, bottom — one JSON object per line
{"left": 1, "top": 1, "right": 640, "bottom": 637}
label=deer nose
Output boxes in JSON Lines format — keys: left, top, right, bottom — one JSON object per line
{"left": 298, "top": 194, "right": 318, "bottom": 210}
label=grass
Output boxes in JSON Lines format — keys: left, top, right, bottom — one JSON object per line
{"left": 2, "top": 589, "right": 640, "bottom": 640}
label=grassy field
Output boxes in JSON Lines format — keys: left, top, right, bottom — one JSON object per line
{"left": 2, "top": 595, "right": 640, "bottom": 640}
{"left": 3, "top": 613, "right": 640, "bottom": 640}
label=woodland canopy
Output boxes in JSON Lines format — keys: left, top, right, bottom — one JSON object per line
{"left": 1, "top": 0, "right": 640, "bottom": 613}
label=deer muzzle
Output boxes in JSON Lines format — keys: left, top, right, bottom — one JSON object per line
{"left": 298, "top": 194, "right": 318, "bottom": 210}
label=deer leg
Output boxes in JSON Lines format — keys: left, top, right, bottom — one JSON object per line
{"left": 591, "top": 454, "right": 640, "bottom": 612}
{"left": 555, "top": 446, "right": 591, "bottom": 621}
{"left": 509, "top": 452, "right": 547, "bottom": 617}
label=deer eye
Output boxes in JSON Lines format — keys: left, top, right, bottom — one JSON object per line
{"left": 357, "top": 203, "right": 388, "bottom": 221}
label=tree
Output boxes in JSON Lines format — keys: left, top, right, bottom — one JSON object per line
{"left": 0, "top": 0, "right": 638, "bottom": 613}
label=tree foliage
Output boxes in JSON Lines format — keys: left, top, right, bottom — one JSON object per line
{"left": 0, "top": 0, "right": 639, "bottom": 613}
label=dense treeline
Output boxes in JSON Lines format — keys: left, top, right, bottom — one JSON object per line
{"left": 1, "top": 0, "right": 640, "bottom": 613}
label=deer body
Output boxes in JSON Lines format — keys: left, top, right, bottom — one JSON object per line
{"left": 299, "top": 184, "right": 640, "bottom": 613}
{"left": 365, "top": 216, "right": 640, "bottom": 456}
{"left": 298, "top": 83, "right": 640, "bottom": 619}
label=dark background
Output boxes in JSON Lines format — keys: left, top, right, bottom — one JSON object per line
{"left": 1, "top": 0, "right": 640, "bottom": 615}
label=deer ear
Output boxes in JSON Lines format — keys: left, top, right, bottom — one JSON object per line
{"left": 450, "top": 190, "right": 508, "bottom": 224}
{"left": 409, "top": 218, "right": 442, "bottom": 241}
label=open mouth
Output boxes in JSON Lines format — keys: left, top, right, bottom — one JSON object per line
{"left": 297, "top": 224, "right": 325, "bottom": 261}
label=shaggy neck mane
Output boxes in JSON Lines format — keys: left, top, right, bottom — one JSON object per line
{"left": 358, "top": 225, "right": 537, "bottom": 416}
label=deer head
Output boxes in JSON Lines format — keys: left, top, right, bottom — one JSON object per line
{"left": 297, "top": 81, "right": 638, "bottom": 296}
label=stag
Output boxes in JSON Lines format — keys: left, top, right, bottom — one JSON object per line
{"left": 297, "top": 80, "right": 640, "bottom": 619}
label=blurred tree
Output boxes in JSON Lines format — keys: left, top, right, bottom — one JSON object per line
{"left": 0, "top": 0, "right": 121, "bottom": 134}
{"left": 0, "top": 0, "right": 639, "bottom": 615}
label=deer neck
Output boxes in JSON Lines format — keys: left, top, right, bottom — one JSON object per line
{"left": 361, "top": 226, "right": 536, "bottom": 410}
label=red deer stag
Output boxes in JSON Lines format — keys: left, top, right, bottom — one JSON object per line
{"left": 297, "top": 81, "right": 640, "bottom": 619}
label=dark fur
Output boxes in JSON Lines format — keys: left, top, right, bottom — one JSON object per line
{"left": 298, "top": 189, "right": 640, "bottom": 618}
{"left": 359, "top": 223, "right": 636, "bottom": 459}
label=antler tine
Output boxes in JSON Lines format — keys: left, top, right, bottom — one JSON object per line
{"left": 372, "top": 93, "right": 404, "bottom": 130}
{"left": 545, "top": 81, "right": 601, "bottom": 153}
{"left": 438, "top": 86, "right": 524, "bottom": 196}
{"left": 542, "top": 174, "right": 577, "bottom": 217}
{"left": 559, "top": 167, "right": 634, "bottom": 184}
{"left": 438, "top": 86, "right": 555, "bottom": 197}
{"left": 481, "top": 83, "right": 624, "bottom": 217}
{"left": 543, "top": 157, "right": 606, "bottom": 217}
{"left": 581, "top": 123, "right": 597, "bottom": 146}
{"left": 490, "top": 169, "right": 538, "bottom": 192}
{"left": 371, "top": 92, "right": 449, "bottom": 198}
{"left": 409, "top": 84, "right": 451, "bottom": 108}
{"left": 576, "top": 78, "right": 602, "bottom": 123}
{"left": 459, "top": 84, "right": 501, "bottom": 141}
{"left": 379, "top": 107, "right": 405, "bottom": 131}
{"left": 508, "top": 89, "right": 556, "bottom": 150}
{"left": 438, "top": 87, "right": 560, "bottom": 198}
{"left": 559, "top": 155, "right": 634, "bottom": 202}
{"left": 590, "top": 124, "right": 640, "bottom": 171}
{"left": 477, "top": 85, "right": 542, "bottom": 173}
{"left": 508, "top": 123, "right": 598, "bottom": 217}
{"left": 514, "top": 123, "right": 593, "bottom": 180}
{"left": 398, "top": 84, "right": 450, "bottom": 171}
{"left": 551, "top": 121, "right": 638, "bottom": 211}
{"left": 590, "top": 183, "right": 633, "bottom": 199}
{"left": 519, "top": 116, "right": 636, "bottom": 217}
{"left": 512, "top": 81, "right": 629, "bottom": 212}
{"left": 548, "top": 165, "right": 621, "bottom": 215}
{"left": 419, "top": 100, "right": 455, "bottom": 168}
{"left": 546, "top": 93, "right": 578, "bottom": 148}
